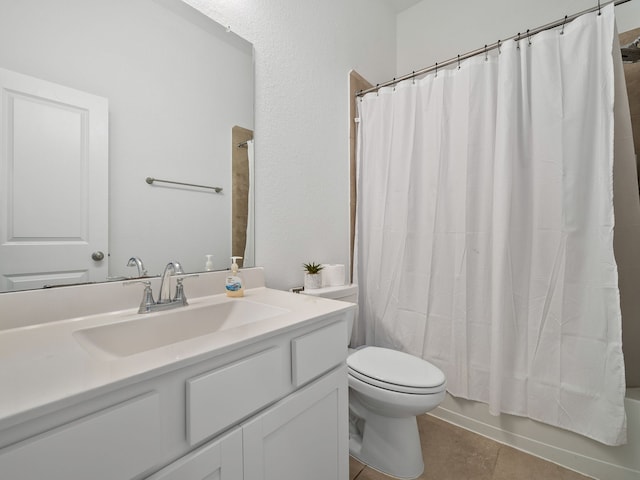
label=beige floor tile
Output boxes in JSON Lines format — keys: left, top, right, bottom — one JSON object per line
{"left": 491, "top": 445, "right": 591, "bottom": 480}
{"left": 352, "top": 466, "right": 392, "bottom": 480}
{"left": 347, "top": 414, "right": 592, "bottom": 480}
{"left": 418, "top": 415, "right": 499, "bottom": 480}
{"left": 349, "top": 456, "right": 366, "bottom": 480}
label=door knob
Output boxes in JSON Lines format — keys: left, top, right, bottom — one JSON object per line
{"left": 91, "top": 251, "right": 105, "bottom": 261}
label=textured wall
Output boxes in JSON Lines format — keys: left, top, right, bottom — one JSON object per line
{"left": 183, "top": 0, "right": 397, "bottom": 290}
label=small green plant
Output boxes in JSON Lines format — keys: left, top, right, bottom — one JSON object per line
{"left": 302, "top": 262, "right": 324, "bottom": 274}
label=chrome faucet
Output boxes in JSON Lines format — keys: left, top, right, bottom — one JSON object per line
{"left": 124, "top": 261, "right": 197, "bottom": 314}
{"left": 158, "top": 261, "right": 184, "bottom": 304}
{"left": 126, "top": 257, "right": 148, "bottom": 277}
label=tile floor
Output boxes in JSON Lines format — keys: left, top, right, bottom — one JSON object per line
{"left": 349, "top": 415, "right": 592, "bottom": 480}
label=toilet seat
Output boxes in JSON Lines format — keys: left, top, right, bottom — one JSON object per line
{"left": 348, "top": 346, "right": 446, "bottom": 395}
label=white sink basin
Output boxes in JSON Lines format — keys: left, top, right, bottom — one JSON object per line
{"left": 73, "top": 299, "right": 289, "bottom": 357}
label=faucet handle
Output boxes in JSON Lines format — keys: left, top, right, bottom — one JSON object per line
{"left": 173, "top": 274, "right": 199, "bottom": 305}
{"left": 123, "top": 279, "right": 151, "bottom": 287}
{"left": 174, "top": 273, "right": 199, "bottom": 280}
{"left": 124, "top": 280, "right": 156, "bottom": 313}
{"left": 174, "top": 278, "right": 188, "bottom": 306}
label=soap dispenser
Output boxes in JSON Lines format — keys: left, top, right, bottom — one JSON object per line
{"left": 205, "top": 254, "right": 214, "bottom": 271}
{"left": 225, "top": 256, "right": 244, "bottom": 297}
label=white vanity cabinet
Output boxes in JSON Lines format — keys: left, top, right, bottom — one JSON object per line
{"left": 151, "top": 365, "right": 347, "bottom": 480}
{"left": 151, "top": 319, "right": 349, "bottom": 480}
{"left": 0, "top": 313, "right": 350, "bottom": 480}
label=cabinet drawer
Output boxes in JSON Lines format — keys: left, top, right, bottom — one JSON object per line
{"left": 0, "top": 392, "right": 161, "bottom": 480}
{"left": 187, "top": 347, "right": 284, "bottom": 445}
{"left": 291, "top": 321, "right": 347, "bottom": 387}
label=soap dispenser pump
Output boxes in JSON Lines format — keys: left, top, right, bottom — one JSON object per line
{"left": 225, "top": 256, "right": 244, "bottom": 297}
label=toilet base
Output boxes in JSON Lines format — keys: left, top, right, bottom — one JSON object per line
{"left": 349, "top": 393, "right": 424, "bottom": 479}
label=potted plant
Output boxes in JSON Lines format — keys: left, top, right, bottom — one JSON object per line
{"left": 303, "top": 262, "right": 324, "bottom": 290}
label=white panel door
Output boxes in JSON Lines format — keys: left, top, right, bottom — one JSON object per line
{"left": 0, "top": 67, "right": 108, "bottom": 291}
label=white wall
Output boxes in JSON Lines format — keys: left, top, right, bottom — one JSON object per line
{"left": 397, "top": 0, "right": 640, "bottom": 74}
{"left": 183, "top": 0, "right": 397, "bottom": 290}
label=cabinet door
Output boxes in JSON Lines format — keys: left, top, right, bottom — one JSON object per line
{"left": 147, "top": 427, "right": 242, "bottom": 480}
{"left": 242, "top": 366, "right": 348, "bottom": 480}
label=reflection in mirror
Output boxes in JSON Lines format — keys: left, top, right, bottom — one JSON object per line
{"left": 0, "top": 0, "right": 254, "bottom": 293}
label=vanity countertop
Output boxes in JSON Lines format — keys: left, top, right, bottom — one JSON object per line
{"left": 0, "top": 287, "right": 354, "bottom": 430}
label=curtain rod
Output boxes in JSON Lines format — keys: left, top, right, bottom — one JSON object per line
{"left": 357, "top": 0, "right": 633, "bottom": 97}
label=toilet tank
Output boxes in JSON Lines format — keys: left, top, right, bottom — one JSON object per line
{"left": 300, "top": 284, "right": 358, "bottom": 344}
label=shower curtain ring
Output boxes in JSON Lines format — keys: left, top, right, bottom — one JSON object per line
{"left": 435, "top": 62, "right": 438, "bottom": 77}
{"left": 392, "top": 78, "right": 396, "bottom": 91}
{"left": 498, "top": 39, "right": 501, "bottom": 54}
{"left": 598, "top": 0, "right": 601, "bottom": 15}
{"left": 412, "top": 71, "right": 416, "bottom": 84}
{"left": 516, "top": 32, "right": 521, "bottom": 49}
{"left": 484, "top": 44, "right": 488, "bottom": 61}
{"left": 376, "top": 84, "right": 379, "bottom": 96}
{"left": 457, "top": 54, "right": 461, "bottom": 70}
{"left": 527, "top": 29, "right": 532, "bottom": 46}
{"left": 561, "top": 15, "right": 567, "bottom": 35}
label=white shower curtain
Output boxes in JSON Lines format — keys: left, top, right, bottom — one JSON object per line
{"left": 355, "top": 4, "right": 628, "bottom": 445}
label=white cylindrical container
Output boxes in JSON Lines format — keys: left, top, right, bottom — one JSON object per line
{"left": 322, "top": 264, "right": 345, "bottom": 287}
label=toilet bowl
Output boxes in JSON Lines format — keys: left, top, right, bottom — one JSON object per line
{"left": 300, "top": 285, "right": 446, "bottom": 480}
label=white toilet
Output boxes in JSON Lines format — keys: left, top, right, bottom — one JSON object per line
{"left": 301, "top": 285, "right": 446, "bottom": 479}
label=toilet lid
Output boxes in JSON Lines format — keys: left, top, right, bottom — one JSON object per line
{"left": 347, "top": 346, "right": 445, "bottom": 393}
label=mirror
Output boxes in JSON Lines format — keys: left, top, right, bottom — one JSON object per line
{"left": 0, "top": 0, "right": 254, "bottom": 292}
